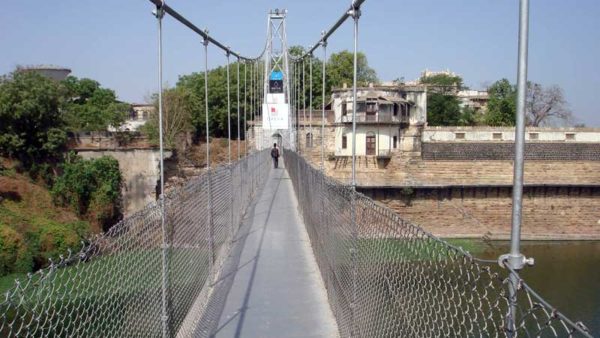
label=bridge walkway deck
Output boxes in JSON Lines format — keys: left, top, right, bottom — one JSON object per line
{"left": 212, "top": 158, "right": 338, "bottom": 338}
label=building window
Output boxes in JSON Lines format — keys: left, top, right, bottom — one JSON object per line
{"left": 393, "top": 104, "right": 399, "bottom": 116}
{"left": 366, "top": 134, "right": 376, "bottom": 155}
{"left": 529, "top": 133, "right": 539, "bottom": 140}
{"left": 342, "top": 135, "right": 347, "bottom": 149}
{"left": 342, "top": 102, "right": 347, "bottom": 116}
{"left": 393, "top": 136, "right": 398, "bottom": 149}
{"left": 493, "top": 132, "right": 502, "bottom": 140}
{"left": 306, "top": 133, "right": 313, "bottom": 148}
{"left": 455, "top": 132, "right": 466, "bottom": 140}
{"left": 565, "top": 133, "right": 575, "bottom": 141}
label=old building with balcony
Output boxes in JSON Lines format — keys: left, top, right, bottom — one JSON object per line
{"left": 331, "top": 84, "right": 427, "bottom": 157}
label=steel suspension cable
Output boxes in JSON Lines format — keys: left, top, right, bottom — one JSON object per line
{"left": 302, "top": 58, "right": 306, "bottom": 151}
{"left": 226, "top": 51, "right": 232, "bottom": 164}
{"left": 154, "top": 5, "right": 169, "bottom": 337}
{"left": 309, "top": 49, "right": 313, "bottom": 149}
{"left": 237, "top": 57, "right": 241, "bottom": 160}
{"left": 203, "top": 37, "right": 215, "bottom": 273}
{"left": 244, "top": 62, "right": 248, "bottom": 157}
{"left": 321, "top": 34, "right": 327, "bottom": 170}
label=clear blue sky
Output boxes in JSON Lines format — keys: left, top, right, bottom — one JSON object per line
{"left": 2, "top": 0, "right": 599, "bottom": 126}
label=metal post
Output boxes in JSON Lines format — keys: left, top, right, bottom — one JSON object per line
{"left": 309, "top": 49, "right": 313, "bottom": 150}
{"left": 226, "top": 50, "right": 232, "bottom": 164}
{"left": 302, "top": 58, "right": 306, "bottom": 153}
{"left": 154, "top": 5, "right": 169, "bottom": 337}
{"left": 203, "top": 35, "right": 214, "bottom": 271}
{"left": 244, "top": 62, "right": 248, "bottom": 157}
{"left": 349, "top": 7, "right": 360, "bottom": 337}
{"left": 321, "top": 33, "right": 327, "bottom": 171}
{"left": 351, "top": 8, "right": 360, "bottom": 189}
{"left": 501, "top": 0, "right": 533, "bottom": 335}
{"left": 237, "top": 57, "right": 241, "bottom": 160}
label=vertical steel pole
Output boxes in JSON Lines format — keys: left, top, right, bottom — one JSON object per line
{"left": 321, "top": 34, "right": 327, "bottom": 171}
{"left": 237, "top": 57, "right": 241, "bottom": 160}
{"left": 155, "top": 5, "right": 169, "bottom": 337}
{"left": 302, "top": 58, "right": 307, "bottom": 153}
{"left": 503, "top": 0, "right": 532, "bottom": 336}
{"left": 226, "top": 51, "right": 235, "bottom": 241}
{"left": 309, "top": 50, "right": 313, "bottom": 150}
{"left": 350, "top": 7, "right": 361, "bottom": 338}
{"left": 244, "top": 62, "right": 248, "bottom": 157}
{"left": 226, "top": 51, "right": 232, "bottom": 164}
{"left": 203, "top": 36, "right": 214, "bottom": 271}
{"left": 351, "top": 9, "right": 360, "bottom": 189}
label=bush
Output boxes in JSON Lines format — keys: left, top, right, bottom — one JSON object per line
{"left": 52, "top": 155, "right": 122, "bottom": 230}
{"left": 0, "top": 224, "right": 33, "bottom": 275}
{"left": 37, "top": 222, "right": 87, "bottom": 264}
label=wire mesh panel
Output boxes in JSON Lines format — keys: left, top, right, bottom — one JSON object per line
{"left": 284, "top": 150, "right": 593, "bottom": 338}
{"left": 0, "top": 150, "right": 271, "bottom": 338}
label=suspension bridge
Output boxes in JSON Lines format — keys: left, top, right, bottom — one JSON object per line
{"left": 0, "top": 1, "right": 594, "bottom": 337}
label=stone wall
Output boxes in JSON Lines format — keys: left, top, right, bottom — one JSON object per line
{"left": 78, "top": 149, "right": 172, "bottom": 216}
{"left": 422, "top": 142, "right": 600, "bottom": 161}
{"left": 360, "top": 186, "right": 600, "bottom": 240}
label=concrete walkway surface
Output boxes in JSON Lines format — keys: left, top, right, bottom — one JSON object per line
{"left": 212, "top": 159, "right": 339, "bottom": 338}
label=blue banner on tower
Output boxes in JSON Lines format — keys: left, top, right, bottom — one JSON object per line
{"left": 270, "top": 70, "right": 283, "bottom": 81}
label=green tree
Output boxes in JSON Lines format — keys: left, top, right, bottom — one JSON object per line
{"left": 485, "top": 79, "right": 516, "bottom": 126}
{"left": 421, "top": 73, "right": 476, "bottom": 126}
{"left": 143, "top": 86, "right": 195, "bottom": 150}
{"left": 0, "top": 71, "right": 67, "bottom": 167}
{"left": 52, "top": 154, "right": 123, "bottom": 231}
{"left": 62, "top": 76, "right": 129, "bottom": 131}
{"left": 420, "top": 73, "right": 464, "bottom": 94}
{"left": 327, "top": 50, "right": 378, "bottom": 89}
{"left": 427, "top": 94, "right": 462, "bottom": 126}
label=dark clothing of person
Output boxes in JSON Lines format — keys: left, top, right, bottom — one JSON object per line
{"left": 271, "top": 147, "right": 280, "bottom": 168}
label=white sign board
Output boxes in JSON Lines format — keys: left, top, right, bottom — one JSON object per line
{"left": 266, "top": 93, "right": 286, "bottom": 104}
{"left": 262, "top": 103, "right": 289, "bottom": 130}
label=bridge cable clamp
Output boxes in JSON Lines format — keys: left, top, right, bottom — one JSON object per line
{"left": 498, "top": 253, "right": 535, "bottom": 270}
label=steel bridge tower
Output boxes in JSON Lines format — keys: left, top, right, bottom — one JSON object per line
{"left": 259, "top": 9, "right": 294, "bottom": 150}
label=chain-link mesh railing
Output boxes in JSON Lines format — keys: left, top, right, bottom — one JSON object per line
{"left": 0, "top": 150, "right": 271, "bottom": 338}
{"left": 284, "top": 150, "right": 593, "bottom": 338}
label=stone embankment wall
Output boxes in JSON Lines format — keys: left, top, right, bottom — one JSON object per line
{"left": 78, "top": 149, "right": 171, "bottom": 216}
{"left": 422, "top": 143, "right": 600, "bottom": 161}
{"left": 360, "top": 186, "right": 600, "bottom": 240}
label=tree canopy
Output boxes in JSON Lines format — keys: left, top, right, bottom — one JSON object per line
{"left": 62, "top": 76, "right": 129, "bottom": 132}
{"left": 484, "top": 79, "right": 517, "bottom": 126}
{"left": 0, "top": 71, "right": 67, "bottom": 166}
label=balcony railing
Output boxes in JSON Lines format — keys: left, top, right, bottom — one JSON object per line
{"left": 340, "top": 112, "right": 408, "bottom": 123}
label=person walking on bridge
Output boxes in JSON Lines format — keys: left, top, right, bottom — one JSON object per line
{"left": 270, "top": 143, "right": 280, "bottom": 168}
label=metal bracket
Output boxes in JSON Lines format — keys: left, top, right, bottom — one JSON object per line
{"left": 152, "top": 5, "right": 165, "bottom": 19}
{"left": 348, "top": 8, "right": 361, "bottom": 19}
{"left": 498, "top": 253, "right": 535, "bottom": 270}
{"left": 202, "top": 29, "right": 210, "bottom": 46}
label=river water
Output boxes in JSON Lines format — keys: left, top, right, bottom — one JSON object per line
{"left": 475, "top": 241, "right": 600, "bottom": 336}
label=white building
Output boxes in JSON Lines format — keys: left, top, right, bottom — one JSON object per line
{"left": 331, "top": 85, "right": 427, "bottom": 157}
{"left": 109, "top": 104, "right": 155, "bottom": 132}
{"left": 457, "top": 90, "right": 489, "bottom": 113}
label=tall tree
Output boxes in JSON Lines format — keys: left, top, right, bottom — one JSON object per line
{"left": 62, "top": 76, "right": 129, "bottom": 131}
{"left": 143, "top": 86, "right": 195, "bottom": 150}
{"left": 526, "top": 83, "right": 572, "bottom": 126}
{"left": 327, "top": 50, "right": 378, "bottom": 89}
{"left": 421, "top": 73, "right": 475, "bottom": 126}
{"left": 485, "top": 79, "right": 517, "bottom": 126}
{"left": 0, "top": 71, "right": 67, "bottom": 167}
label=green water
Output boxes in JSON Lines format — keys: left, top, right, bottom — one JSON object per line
{"left": 471, "top": 240, "right": 600, "bottom": 336}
